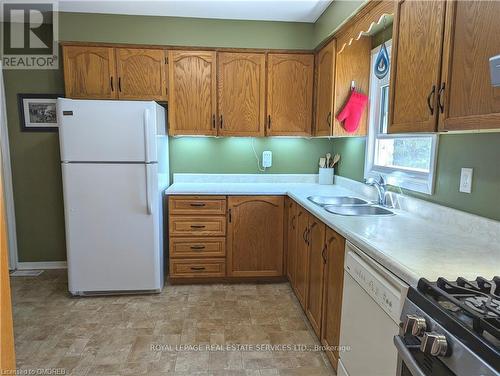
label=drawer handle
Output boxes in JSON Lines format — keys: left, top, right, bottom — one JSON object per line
{"left": 190, "top": 266, "right": 206, "bottom": 271}
{"left": 190, "top": 245, "right": 206, "bottom": 250}
{"left": 190, "top": 203, "right": 206, "bottom": 207}
{"left": 190, "top": 225, "right": 206, "bottom": 229}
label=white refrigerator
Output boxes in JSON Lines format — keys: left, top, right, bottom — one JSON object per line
{"left": 57, "top": 98, "right": 169, "bottom": 296}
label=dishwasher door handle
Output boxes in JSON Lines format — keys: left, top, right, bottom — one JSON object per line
{"left": 394, "top": 335, "right": 426, "bottom": 376}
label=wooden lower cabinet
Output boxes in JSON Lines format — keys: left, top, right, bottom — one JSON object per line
{"left": 170, "top": 258, "right": 226, "bottom": 278}
{"left": 320, "top": 227, "right": 346, "bottom": 371}
{"left": 306, "top": 217, "right": 326, "bottom": 338}
{"left": 286, "top": 200, "right": 298, "bottom": 286}
{"left": 227, "top": 196, "right": 284, "bottom": 277}
{"left": 294, "top": 206, "right": 310, "bottom": 309}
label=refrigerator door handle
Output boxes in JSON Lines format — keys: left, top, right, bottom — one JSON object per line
{"left": 145, "top": 164, "right": 153, "bottom": 215}
{"left": 143, "top": 108, "right": 151, "bottom": 163}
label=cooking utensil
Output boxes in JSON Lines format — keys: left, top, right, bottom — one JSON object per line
{"left": 331, "top": 154, "right": 341, "bottom": 167}
{"left": 326, "top": 153, "right": 331, "bottom": 168}
{"left": 319, "top": 157, "right": 326, "bottom": 168}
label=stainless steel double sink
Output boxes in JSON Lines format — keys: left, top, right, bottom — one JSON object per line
{"left": 307, "top": 195, "right": 394, "bottom": 216}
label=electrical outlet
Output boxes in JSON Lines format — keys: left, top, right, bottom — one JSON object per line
{"left": 262, "top": 151, "right": 272, "bottom": 168}
{"left": 459, "top": 168, "right": 473, "bottom": 193}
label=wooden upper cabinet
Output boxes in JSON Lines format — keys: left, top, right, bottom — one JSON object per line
{"left": 306, "top": 217, "right": 326, "bottom": 338}
{"left": 389, "top": 0, "right": 446, "bottom": 133}
{"left": 333, "top": 34, "right": 371, "bottom": 137}
{"left": 115, "top": 48, "right": 167, "bottom": 101}
{"left": 168, "top": 51, "right": 217, "bottom": 136}
{"left": 315, "top": 40, "right": 336, "bottom": 136}
{"left": 267, "top": 54, "right": 314, "bottom": 136}
{"left": 226, "top": 196, "right": 284, "bottom": 277}
{"left": 439, "top": 1, "right": 500, "bottom": 131}
{"left": 321, "top": 228, "right": 346, "bottom": 371}
{"left": 218, "top": 53, "right": 266, "bottom": 136}
{"left": 63, "top": 45, "right": 116, "bottom": 99}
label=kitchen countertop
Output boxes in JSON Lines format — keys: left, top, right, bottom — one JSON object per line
{"left": 165, "top": 175, "right": 500, "bottom": 286}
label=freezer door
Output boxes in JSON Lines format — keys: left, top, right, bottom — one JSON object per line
{"left": 58, "top": 98, "right": 163, "bottom": 162}
{"left": 62, "top": 163, "right": 162, "bottom": 293}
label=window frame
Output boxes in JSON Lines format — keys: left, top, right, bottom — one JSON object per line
{"left": 364, "top": 40, "right": 439, "bottom": 195}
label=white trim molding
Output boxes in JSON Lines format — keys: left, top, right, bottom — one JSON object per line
{"left": 17, "top": 261, "right": 67, "bottom": 270}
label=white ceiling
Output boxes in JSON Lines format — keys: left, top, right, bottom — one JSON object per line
{"left": 58, "top": 0, "right": 332, "bottom": 23}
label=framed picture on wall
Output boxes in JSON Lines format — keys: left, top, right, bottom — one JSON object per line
{"left": 18, "top": 94, "right": 62, "bottom": 132}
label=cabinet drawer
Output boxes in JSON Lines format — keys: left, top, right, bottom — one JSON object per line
{"left": 169, "top": 216, "right": 226, "bottom": 236}
{"left": 170, "top": 237, "right": 226, "bottom": 258}
{"left": 170, "top": 258, "right": 226, "bottom": 278}
{"left": 169, "top": 196, "right": 226, "bottom": 215}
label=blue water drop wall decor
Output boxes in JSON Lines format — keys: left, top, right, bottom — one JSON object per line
{"left": 374, "top": 42, "right": 390, "bottom": 80}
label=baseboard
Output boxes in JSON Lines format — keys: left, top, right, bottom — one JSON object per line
{"left": 16, "top": 261, "right": 67, "bottom": 270}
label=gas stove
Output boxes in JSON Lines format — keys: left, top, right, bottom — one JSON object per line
{"left": 395, "top": 277, "right": 500, "bottom": 376}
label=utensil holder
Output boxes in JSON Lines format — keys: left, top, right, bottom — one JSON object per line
{"left": 319, "top": 168, "right": 334, "bottom": 185}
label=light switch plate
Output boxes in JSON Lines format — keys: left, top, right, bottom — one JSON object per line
{"left": 459, "top": 168, "right": 473, "bottom": 193}
{"left": 262, "top": 151, "right": 272, "bottom": 168}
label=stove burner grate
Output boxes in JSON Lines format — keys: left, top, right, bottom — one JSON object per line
{"left": 418, "top": 276, "right": 500, "bottom": 341}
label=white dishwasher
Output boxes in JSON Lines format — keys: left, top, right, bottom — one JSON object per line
{"left": 337, "top": 241, "right": 409, "bottom": 376}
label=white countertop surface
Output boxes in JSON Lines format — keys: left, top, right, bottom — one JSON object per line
{"left": 165, "top": 176, "right": 500, "bottom": 286}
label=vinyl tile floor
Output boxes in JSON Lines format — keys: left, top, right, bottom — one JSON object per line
{"left": 11, "top": 270, "right": 335, "bottom": 376}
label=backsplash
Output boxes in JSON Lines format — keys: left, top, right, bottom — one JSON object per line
{"left": 332, "top": 133, "right": 500, "bottom": 222}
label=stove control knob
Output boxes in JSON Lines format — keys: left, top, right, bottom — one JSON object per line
{"left": 403, "top": 315, "right": 427, "bottom": 336}
{"left": 421, "top": 332, "right": 448, "bottom": 357}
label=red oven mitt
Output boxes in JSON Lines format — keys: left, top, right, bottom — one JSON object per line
{"left": 336, "top": 90, "right": 368, "bottom": 133}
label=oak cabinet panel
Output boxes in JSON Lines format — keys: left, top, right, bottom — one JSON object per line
{"left": 169, "top": 196, "right": 227, "bottom": 216}
{"left": 169, "top": 237, "right": 226, "bottom": 259}
{"left": 321, "top": 228, "right": 346, "bottom": 371}
{"left": 169, "top": 216, "right": 226, "bottom": 237}
{"left": 333, "top": 34, "right": 371, "bottom": 137}
{"left": 286, "top": 200, "right": 298, "bottom": 286}
{"left": 218, "top": 53, "right": 266, "bottom": 136}
{"left": 294, "top": 206, "right": 310, "bottom": 310}
{"left": 227, "top": 196, "right": 284, "bottom": 277}
{"left": 306, "top": 217, "right": 326, "bottom": 338}
{"left": 315, "top": 40, "right": 336, "bottom": 136}
{"left": 63, "top": 46, "right": 117, "bottom": 99}
{"left": 168, "top": 51, "right": 217, "bottom": 135}
{"left": 439, "top": 1, "right": 500, "bottom": 131}
{"left": 170, "top": 258, "right": 226, "bottom": 278}
{"left": 389, "top": 0, "right": 446, "bottom": 133}
{"left": 267, "top": 54, "right": 314, "bottom": 136}
{"left": 115, "top": 48, "right": 167, "bottom": 101}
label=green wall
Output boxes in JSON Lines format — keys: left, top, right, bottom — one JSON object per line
{"left": 170, "top": 137, "right": 334, "bottom": 175}
{"left": 313, "top": 0, "right": 366, "bottom": 46}
{"left": 332, "top": 134, "right": 500, "bottom": 221}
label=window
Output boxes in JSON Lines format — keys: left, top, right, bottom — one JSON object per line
{"left": 365, "top": 41, "right": 438, "bottom": 194}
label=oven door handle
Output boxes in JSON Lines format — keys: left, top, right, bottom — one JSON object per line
{"left": 394, "top": 336, "right": 427, "bottom": 376}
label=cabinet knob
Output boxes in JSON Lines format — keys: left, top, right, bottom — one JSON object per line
{"left": 420, "top": 332, "right": 448, "bottom": 357}
{"left": 403, "top": 314, "right": 427, "bottom": 336}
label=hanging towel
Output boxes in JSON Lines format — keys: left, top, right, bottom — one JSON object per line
{"left": 336, "top": 90, "right": 368, "bottom": 133}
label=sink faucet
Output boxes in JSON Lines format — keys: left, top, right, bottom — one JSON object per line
{"left": 365, "top": 175, "right": 388, "bottom": 206}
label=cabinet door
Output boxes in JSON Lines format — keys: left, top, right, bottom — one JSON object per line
{"left": 389, "top": 0, "right": 446, "bottom": 133}
{"left": 306, "top": 217, "right": 326, "bottom": 338}
{"left": 267, "top": 54, "right": 314, "bottom": 136}
{"left": 227, "top": 196, "right": 284, "bottom": 277}
{"left": 333, "top": 34, "right": 371, "bottom": 137}
{"left": 168, "top": 51, "right": 217, "bottom": 136}
{"left": 294, "top": 206, "right": 310, "bottom": 310}
{"left": 321, "top": 228, "right": 346, "bottom": 371}
{"left": 315, "top": 40, "right": 336, "bottom": 136}
{"left": 218, "top": 53, "right": 265, "bottom": 136}
{"left": 63, "top": 46, "right": 116, "bottom": 99}
{"left": 439, "top": 1, "right": 500, "bottom": 131}
{"left": 116, "top": 48, "right": 167, "bottom": 101}
{"left": 286, "top": 200, "right": 298, "bottom": 285}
